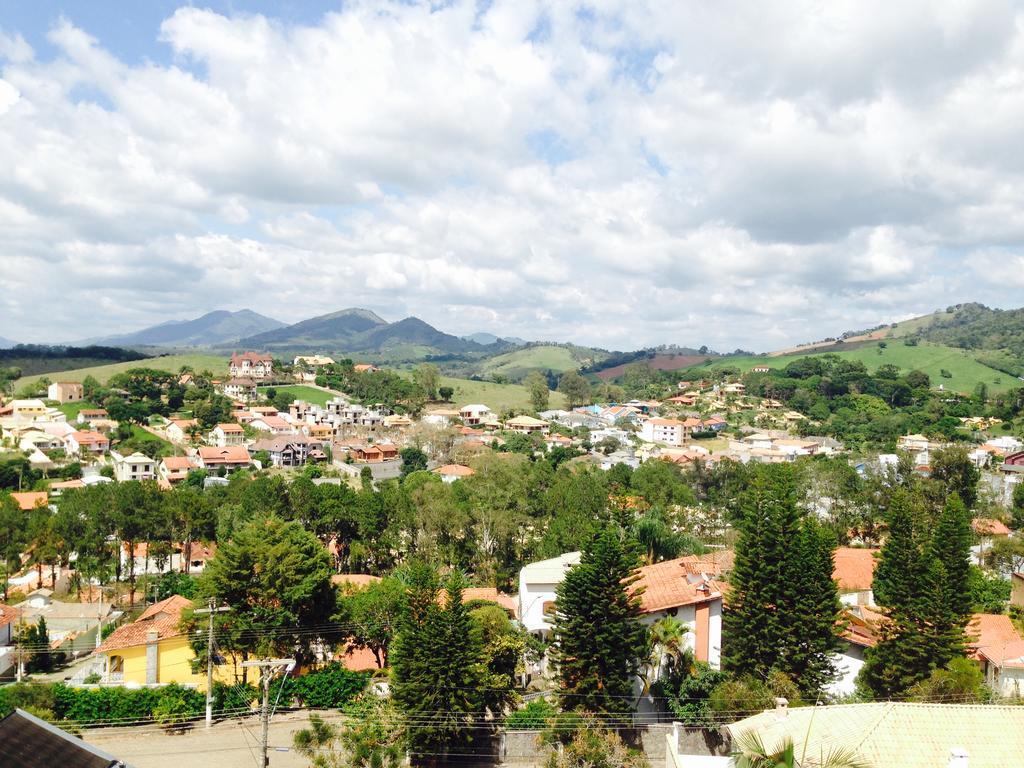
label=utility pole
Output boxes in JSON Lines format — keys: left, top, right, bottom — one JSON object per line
{"left": 195, "top": 600, "right": 231, "bottom": 728}
{"left": 241, "top": 658, "right": 295, "bottom": 768}
{"left": 96, "top": 581, "right": 103, "bottom": 651}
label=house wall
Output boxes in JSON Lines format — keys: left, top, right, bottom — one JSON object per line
{"left": 828, "top": 642, "right": 866, "bottom": 697}
{"left": 839, "top": 589, "right": 874, "bottom": 608}
{"left": 108, "top": 635, "right": 229, "bottom": 690}
{"left": 989, "top": 664, "right": 1024, "bottom": 698}
{"left": 519, "top": 581, "right": 560, "bottom": 635}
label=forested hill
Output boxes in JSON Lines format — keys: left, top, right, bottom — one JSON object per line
{"left": 904, "top": 303, "right": 1024, "bottom": 377}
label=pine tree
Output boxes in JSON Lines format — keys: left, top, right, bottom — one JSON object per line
{"left": 928, "top": 494, "right": 972, "bottom": 625}
{"left": 390, "top": 564, "right": 488, "bottom": 767}
{"left": 723, "top": 465, "right": 842, "bottom": 698}
{"left": 551, "top": 526, "right": 648, "bottom": 719}
{"left": 860, "top": 493, "right": 972, "bottom": 697}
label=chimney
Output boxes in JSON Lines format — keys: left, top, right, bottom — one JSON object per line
{"left": 948, "top": 748, "right": 969, "bottom": 768}
{"left": 145, "top": 630, "right": 159, "bottom": 685}
{"left": 774, "top": 697, "right": 788, "bottom": 716}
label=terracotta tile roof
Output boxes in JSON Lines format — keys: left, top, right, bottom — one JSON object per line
{"left": 49, "top": 479, "right": 85, "bottom": 490}
{"left": 433, "top": 464, "right": 476, "bottom": 477}
{"left": 832, "top": 547, "right": 878, "bottom": 591}
{"left": 0, "top": 603, "right": 22, "bottom": 629}
{"left": 679, "top": 550, "right": 735, "bottom": 577}
{"left": 968, "top": 613, "right": 1024, "bottom": 666}
{"left": 215, "top": 422, "right": 244, "bottom": 433}
{"left": 972, "top": 517, "right": 1012, "bottom": 536}
{"left": 454, "top": 588, "right": 518, "bottom": 617}
{"left": 70, "top": 430, "right": 109, "bottom": 445}
{"left": 197, "top": 446, "right": 251, "bottom": 464}
{"left": 631, "top": 558, "right": 721, "bottom": 613}
{"left": 231, "top": 352, "right": 272, "bottom": 364}
{"left": 338, "top": 644, "right": 380, "bottom": 671}
{"left": 10, "top": 491, "right": 48, "bottom": 511}
{"left": 95, "top": 595, "right": 193, "bottom": 653}
{"left": 161, "top": 456, "right": 197, "bottom": 471}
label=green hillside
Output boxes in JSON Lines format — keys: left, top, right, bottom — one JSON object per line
{"left": 479, "top": 344, "right": 606, "bottom": 380}
{"left": 437, "top": 376, "right": 566, "bottom": 412}
{"left": 720, "top": 342, "right": 1013, "bottom": 394}
{"left": 256, "top": 384, "right": 337, "bottom": 407}
{"left": 19, "top": 354, "right": 230, "bottom": 387}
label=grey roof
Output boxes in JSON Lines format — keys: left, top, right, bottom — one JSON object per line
{"left": 0, "top": 708, "right": 126, "bottom": 768}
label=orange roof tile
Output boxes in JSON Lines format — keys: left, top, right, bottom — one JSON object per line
{"left": 10, "top": 491, "right": 48, "bottom": 511}
{"left": 433, "top": 464, "right": 476, "bottom": 477}
{"left": 972, "top": 518, "right": 1012, "bottom": 536}
{"left": 832, "top": 547, "right": 878, "bottom": 591}
{"left": 679, "top": 550, "right": 735, "bottom": 577}
{"left": 331, "top": 574, "right": 382, "bottom": 589}
{"left": 198, "top": 446, "right": 251, "bottom": 464}
{"left": 631, "top": 558, "right": 721, "bottom": 613}
{"left": 96, "top": 595, "right": 194, "bottom": 653}
{"left": 968, "top": 613, "right": 1024, "bottom": 666}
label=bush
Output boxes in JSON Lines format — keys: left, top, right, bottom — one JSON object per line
{"left": 908, "top": 658, "right": 990, "bottom": 703}
{"left": 50, "top": 683, "right": 205, "bottom": 726}
{"left": 505, "top": 698, "right": 556, "bottom": 730}
{"left": 654, "top": 661, "right": 728, "bottom": 727}
{"left": 212, "top": 681, "right": 258, "bottom": 715}
{"left": 273, "top": 664, "right": 371, "bottom": 709}
{"left": 0, "top": 683, "right": 59, "bottom": 720}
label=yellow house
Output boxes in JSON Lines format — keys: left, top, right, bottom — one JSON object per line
{"left": 95, "top": 595, "right": 229, "bottom": 689}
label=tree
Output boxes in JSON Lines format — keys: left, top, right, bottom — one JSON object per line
{"left": 544, "top": 724, "right": 649, "bottom": 768}
{"left": 399, "top": 447, "right": 428, "bottom": 479}
{"left": 438, "top": 386, "right": 454, "bottom": 402}
{"left": 551, "top": 527, "right": 648, "bottom": 718}
{"left": 195, "top": 516, "right": 336, "bottom": 667}
{"left": 390, "top": 566, "right": 489, "bottom": 767}
{"left": 293, "top": 703, "right": 403, "bottom": 768}
{"left": 930, "top": 447, "right": 980, "bottom": 509}
{"left": 859, "top": 492, "right": 970, "bottom": 697}
{"left": 723, "top": 465, "right": 842, "bottom": 697}
{"left": 414, "top": 364, "right": 440, "bottom": 401}
{"left": 336, "top": 577, "right": 407, "bottom": 668}
{"left": 525, "top": 371, "right": 550, "bottom": 413}
{"left": 557, "top": 370, "right": 592, "bottom": 408}
{"left": 0, "top": 494, "right": 27, "bottom": 600}
{"left": 907, "top": 657, "right": 990, "bottom": 703}
{"left": 731, "top": 731, "right": 870, "bottom": 768}
{"left": 927, "top": 494, "right": 972, "bottom": 624}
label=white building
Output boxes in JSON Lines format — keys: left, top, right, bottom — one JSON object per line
{"left": 518, "top": 552, "right": 582, "bottom": 638}
{"left": 459, "top": 404, "right": 493, "bottom": 426}
{"left": 208, "top": 423, "right": 245, "bottom": 447}
{"left": 110, "top": 450, "right": 156, "bottom": 482}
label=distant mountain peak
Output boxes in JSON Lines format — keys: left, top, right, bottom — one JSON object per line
{"left": 83, "top": 309, "right": 286, "bottom": 348}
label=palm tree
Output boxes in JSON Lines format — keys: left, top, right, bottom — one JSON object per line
{"left": 731, "top": 731, "right": 871, "bottom": 768}
{"left": 642, "top": 615, "right": 690, "bottom": 695}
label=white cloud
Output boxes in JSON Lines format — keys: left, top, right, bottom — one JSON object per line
{"left": 1, "top": 1, "right": 1023, "bottom": 349}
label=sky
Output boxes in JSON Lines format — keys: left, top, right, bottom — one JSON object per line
{"left": 2, "top": 1, "right": 1024, "bottom": 352}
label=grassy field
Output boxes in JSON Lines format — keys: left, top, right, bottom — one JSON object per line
{"left": 19, "top": 354, "right": 230, "bottom": 387}
{"left": 55, "top": 400, "right": 100, "bottom": 420}
{"left": 479, "top": 345, "right": 606, "bottom": 380}
{"left": 720, "top": 341, "right": 1012, "bottom": 394}
{"left": 257, "top": 384, "right": 337, "bottom": 406}
{"left": 436, "top": 376, "right": 566, "bottom": 412}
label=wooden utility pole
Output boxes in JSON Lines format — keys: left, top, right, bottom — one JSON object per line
{"left": 195, "top": 599, "right": 231, "bottom": 728}
{"left": 241, "top": 658, "right": 294, "bottom": 767}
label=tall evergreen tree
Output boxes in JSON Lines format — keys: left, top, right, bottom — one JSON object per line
{"left": 723, "top": 465, "right": 842, "bottom": 697}
{"left": 860, "top": 493, "right": 972, "bottom": 697}
{"left": 390, "top": 564, "right": 488, "bottom": 767}
{"left": 928, "top": 494, "right": 972, "bottom": 625}
{"left": 551, "top": 526, "right": 648, "bottom": 718}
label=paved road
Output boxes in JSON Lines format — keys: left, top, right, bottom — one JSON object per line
{"left": 85, "top": 711, "right": 317, "bottom": 768}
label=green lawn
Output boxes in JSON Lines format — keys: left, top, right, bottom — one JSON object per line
{"left": 722, "top": 341, "right": 1012, "bottom": 394}
{"left": 19, "top": 354, "right": 230, "bottom": 386}
{"left": 55, "top": 400, "right": 101, "bottom": 420}
{"left": 257, "top": 384, "right": 338, "bottom": 406}
{"left": 435, "top": 376, "right": 566, "bottom": 412}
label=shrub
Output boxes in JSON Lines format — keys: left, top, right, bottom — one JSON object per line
{"left": 273, "top": 664, "right": 371, "bottom": 709}
{"left": 505, "top": 698, "right": 557, "bottom": 730}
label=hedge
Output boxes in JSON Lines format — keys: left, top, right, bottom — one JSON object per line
{"left": 272, "top": 664, "right": 371, "bottom": 709}
{"left": 0, "top": 683, "right": 205, "bottom": 726}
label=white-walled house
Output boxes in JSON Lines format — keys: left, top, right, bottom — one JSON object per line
{"left": 110, "top": 450, "right": 155, "bottom": 482}
{"left": 969, "top": 614, "right": 1024, "bottom": 698}
{"left": 459, "top": 404, "right": 493, "bottom": 426}
{"left": 208, "top": 423, "right": 245, "bottom": 447}
{"left": 833, "top": 547, "right": 878, "bottom": 607}
{"left": 519, "top": 552, "right": 582, "bottom": 638}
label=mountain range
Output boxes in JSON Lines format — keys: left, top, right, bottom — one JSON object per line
{"left": 233, "top": 308, "right": 511, "bottom": 359}
{"left": 0, "top": 336, "right": 17, "bottom": 349}
{"left": 85, "top": 310, "right": 285, "bottom": 348}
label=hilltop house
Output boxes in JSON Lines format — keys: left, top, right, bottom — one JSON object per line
{"left": 165, "top": 418, "right": 198, "bottom": 443}
{"left": 96, "top": 595, "right": 230, "bottom": 688}
{"left": 158, "top": 456, "right": 198, "bottom": 488}
{"left": 459, "top": 404, "right": 493, "bottom": 426}
{"left": 47, "top": 381, "right": 84, "bottom": 403}
{"left": 209, "top": 423, "right": 245, "bottom": 447}
{"left": 110, "top": 451, "right": 155, "bottom": 482}
{"left": 229, "top": 351, "right": 273, "bottom": 380}
{"left": 221, "top": 378, "right": 258, "bottom": 401}
{"left": 504, "top": 415, "right": 550, "bottom": 435}
{"left": 196, "top": 446, "right": 252, "bottom": 474}
{"left": 63, "top": 430, "right": 110, "bottom": 456}
{"left": 433, "top": 464, "right": 476, "bottom": 483}
{"left": 251, "top": 436, "right": 320, "bottom": 467}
